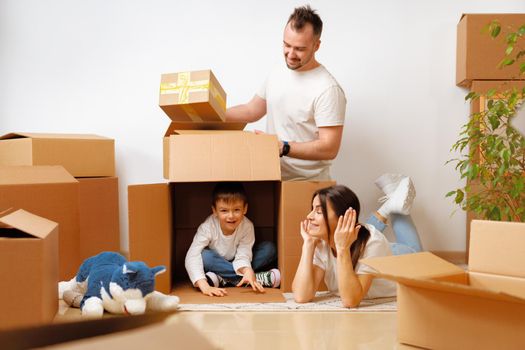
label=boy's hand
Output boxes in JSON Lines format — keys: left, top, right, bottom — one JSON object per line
{"left": 196, "top": 279, "right": 228, "bottom": 297}
{"left": 236, "top": 267, "right": 265, "bottom": 293}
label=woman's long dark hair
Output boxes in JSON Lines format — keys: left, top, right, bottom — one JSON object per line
{"left": 312, "top": 185, "right": 371, "bottom": 270}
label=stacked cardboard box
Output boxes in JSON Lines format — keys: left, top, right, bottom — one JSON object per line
{"left": 456, "top": 14, "right": 525, "bottom": 253}
{"left": 128, "top": 70, "right": 332, "bottom": 302}
{"left": 0, "top": 209, "right": 59, "bottom": 330}
{"left": 362, "top": 220, "right": 525, "bottom": 349}
{"left": 0, "top": 133, "right": 120, "bottom": 279}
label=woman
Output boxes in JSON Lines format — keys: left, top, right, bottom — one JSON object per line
{"left": 292, "top": 176, "right": 422, "bottom": 308}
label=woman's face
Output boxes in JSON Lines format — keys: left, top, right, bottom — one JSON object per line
{"left": 307, "top": 195, "right": 339, "bottom": 242}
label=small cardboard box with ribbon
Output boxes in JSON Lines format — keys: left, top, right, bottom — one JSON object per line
{"left": 159, "top": 69, "right": 227, "bottom": 122}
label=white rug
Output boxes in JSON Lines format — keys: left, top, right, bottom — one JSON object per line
{"left": 178, "top": 292, "right": 397, "bottom": 312}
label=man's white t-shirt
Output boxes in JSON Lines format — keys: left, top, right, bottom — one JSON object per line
{"left": 257, "top": 64, "right": 346, "bottom": 181}
{"left": 184, "top": 215, "right": 255, "bottom": 285}
{"left": 312, "top": 224, "right": 397, "bottom": 299}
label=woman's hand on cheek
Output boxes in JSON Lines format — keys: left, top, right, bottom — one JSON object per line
{"left": 300, "top": 220, "right": 320, "bottom": 245}
{"left": 334, "top": 208, "right": 361, "bottom": 253}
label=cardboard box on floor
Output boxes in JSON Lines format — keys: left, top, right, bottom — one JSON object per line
{"left": 456, "top": 13, "right": 525, "bottom": 87}
{"left": 362, "top": 220, "right": 525, "bottom": 350}
{"left": 159, "top": 69, "right": 227, "bottom": 122}
{"left": 0, "top": 209, "right": 58, "bottom": 330}
{"left": 0, "top": 311, "right": 208, "bottom": 350}
{"left": 77, "top": 177, "right": 120, "bottom": 261}
{"left": 0, "top": 132, "right": 115, "bottom": 177}
{"left": 0, "top": 166, "right": 80, "bottom": 280}
{"left": 129, "top": 121, "right": 332, "bottom": 301}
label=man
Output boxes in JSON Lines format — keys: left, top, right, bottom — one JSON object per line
{"left": 226, "top": 5, "right": 346, "bottom": 181}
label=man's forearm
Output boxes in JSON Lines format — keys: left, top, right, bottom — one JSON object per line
{"left": 284, "top": 139, "right": 339, "bottom": 161}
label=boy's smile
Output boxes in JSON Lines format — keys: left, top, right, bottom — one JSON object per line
{"left": 212, "top": 199, "right": 248, "bottom": 236}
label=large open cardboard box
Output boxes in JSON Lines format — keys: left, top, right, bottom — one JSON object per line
{"left": 362, "top": 220, "right": 525, "bottom": 349}
{"left": 0, "top": 166, "right": 80, "bottom": 279}
{"left": 0, "top": 133, "right": 115, "bottom": 177}
{"left": 159, "top": 69, "right": 227, "bottom": 122}
{"left": 0, "top": 209, "right": 58, "bottom": 330}
{"left": 130, "top": 121, "right": 332, "bottom": 301}
{"left": 456, "top": 13, "right": 525, "bottom": 87}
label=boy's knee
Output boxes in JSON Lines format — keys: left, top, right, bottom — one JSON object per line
{"left": 257, "top": 241, "right": 276, "bottom": 256}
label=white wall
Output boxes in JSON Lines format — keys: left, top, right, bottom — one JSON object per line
{"left": 1, "top": 0, "right": 524, "bottom": 252}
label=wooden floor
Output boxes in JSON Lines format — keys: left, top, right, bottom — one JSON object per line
{"left": 54, "top": 303, "right": 416, "bottom": 349}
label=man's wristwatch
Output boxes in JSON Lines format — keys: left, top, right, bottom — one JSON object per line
{"left": 280, "top": 141, "right": 290, "bottom": 157}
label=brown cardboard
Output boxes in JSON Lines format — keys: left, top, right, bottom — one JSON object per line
{"left": 77, "top": 177, "right": 120, "bottom": 260}
{"left": 159, "top": 69, "right": 227, "bottom": 122}
{"left": 0, "top": 166, "right": 80, "bottom": 279}
{"left": 456, "top": 14, "right": 525, "bottom": 87}
{"left": 128, "top": 180, "right": 334, "bottom": 301}
{"left": 0, "top": 132, "right": 115, "bottom": 177}
{"left": 362, "top": 220, "right": 525, "bottom": 349}
{"left": 279, "top": 181, "right": 334, "bottom": 291}
{"left": 0, "top": 209, "right": 58, "bottom": 330}
{"left": 0, "top": 311, "right": 187, "bottom": 350}
{"left": 163, "top": 129, "right": 281, "bottom": 182}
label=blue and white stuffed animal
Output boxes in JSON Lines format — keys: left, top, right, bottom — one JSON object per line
{"left": 58, "top": 252, "right": 179, "bottom": 318}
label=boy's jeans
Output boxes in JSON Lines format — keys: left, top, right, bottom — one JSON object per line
{"left": 202, "top": 241, "right": 277, "bottom": 284}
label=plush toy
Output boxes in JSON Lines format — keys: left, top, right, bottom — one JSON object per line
{"left": 58, "top": 252, "right": 179, "bottom": 318}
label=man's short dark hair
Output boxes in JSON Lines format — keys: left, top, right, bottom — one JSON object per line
{"left": 212, "top": 182, "right": 248, "bottom": 207}
{"left": 287, "top": 5, "right": 323, "bottom": 38}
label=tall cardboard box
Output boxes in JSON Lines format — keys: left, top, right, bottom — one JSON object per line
{"left": 0, "top": 166, "right": 80, "bottom": 279}
{"left": 77, "top": 177, "right": 120, "bottom": 260}
{"left": 0, "top": 209, "right": 59, "bottom": 330}
{"left": 159, "top": 70, "right": 227, "bottom": 122}
{"left": 130, "top": 118, "right": 332, "bottom": 299}
{"left": 363, "top": 220, "right": 525, "bottom": 350}
{"left": 456, "top": 14, "right": 525, "bottom": 87}
{"left": 0, "top": 132, "right": 115, "bottom": 177}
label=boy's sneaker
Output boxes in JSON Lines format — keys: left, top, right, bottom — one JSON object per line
{"left": 377, "top": 177, "right": 416, "bottom": 216}
{"left": 205, "top": 272, "right": 226, "bottom": 288}
{"left": 255, "top": 268, "right": 281, "bottom": 288}
{"left": 374, "top": 173, "right": 406, "bottom": 196}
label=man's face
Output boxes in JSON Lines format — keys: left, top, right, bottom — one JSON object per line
{"left": 283, "top": 21, "right": 320, "bottom": 71}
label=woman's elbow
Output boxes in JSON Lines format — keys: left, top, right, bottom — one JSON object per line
{"left": 341, "top": 297, "right": 361, "bottom": 309}
{"left": 292, "top": 291, "right": 313, "bottom": 304}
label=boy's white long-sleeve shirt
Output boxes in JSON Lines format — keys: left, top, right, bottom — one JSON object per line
{"left": 185, "top": 214, "right": 255, "bottom": 285}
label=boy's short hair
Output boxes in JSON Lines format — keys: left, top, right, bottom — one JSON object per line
{"left": 212, "top": 182, "right": 248, "bottom": 207}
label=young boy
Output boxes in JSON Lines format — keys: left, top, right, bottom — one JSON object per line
{"left": 185, "top": 182, "right": 280, "bottom": 297}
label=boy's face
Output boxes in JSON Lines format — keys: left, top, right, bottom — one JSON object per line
{"left": 212, "top": 199, "right": 248, "bottom": 235}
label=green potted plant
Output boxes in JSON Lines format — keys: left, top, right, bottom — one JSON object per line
{"left": 447, "top": 20, "right": 525, "bottom": 222}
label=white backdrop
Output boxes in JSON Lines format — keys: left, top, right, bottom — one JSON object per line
{"left": 1, "top": 0, "right": 524, "bottom": 252}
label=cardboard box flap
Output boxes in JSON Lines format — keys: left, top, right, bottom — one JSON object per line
{"left": 166, "top": 132, "right": 281, "bottom": 182}
{"left": 164, "top": 121, "right": 246, "bottom": 136}
{"left": 390, "top": 274, "right": 525, "bottom": 304}
{"left": 0, "top": 166, "right": 77, "bottom": 185}
{"left": 0, "top": 209, "right": 57, "bottom": 239}
{"left": 469, "top": 220, "right": 525, "bottom": 278}
{"left": 361, "top": 252, "right": 465, "bottom": 279}
{"left": 0, "top": 132, "right": 111, "bottom": 140}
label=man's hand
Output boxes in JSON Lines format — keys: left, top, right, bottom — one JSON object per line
{"left": 236, "top": 267, "right": 265, "bottom": 293}
{"left": 196, "top": 279, "right": 228, "bottom": 297}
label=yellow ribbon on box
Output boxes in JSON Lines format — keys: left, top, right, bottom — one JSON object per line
{"left": 160, "top": 71, "right": 227, "bottom": 120}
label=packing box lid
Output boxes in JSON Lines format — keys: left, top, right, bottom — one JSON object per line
{"left": 0, "top": 209, "right": 58, "bottom": 239}
{"left": 0, "top": 166, "right": 77, "bottom": 185}
{"left": 469, "top": 220, "right": 525, "bottom": 278}
{"left": 164, "top": 122, "right": 281, "bottom": 181}
{"left": 164, "top": 121, "right": 246, "bottom": 136}
{"left": 0, "top": 132, "right": 112, "bottom": 140}
{"left": 362, "top": 220, "right": 525, "bottom": 303}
